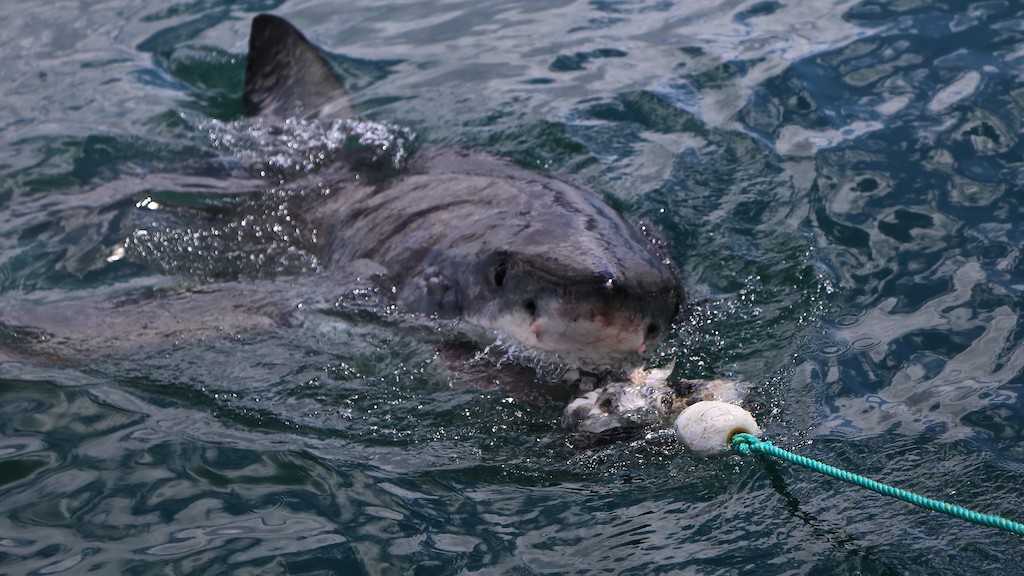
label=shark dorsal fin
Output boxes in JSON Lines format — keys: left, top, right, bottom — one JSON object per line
{"left": 244, "top": 14, "right": 355, "bottom": 121}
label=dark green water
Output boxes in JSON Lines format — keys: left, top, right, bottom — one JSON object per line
{"left": 2, "top": 0, "right": 1023, "bottom": 574}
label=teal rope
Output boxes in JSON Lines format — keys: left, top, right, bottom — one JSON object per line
{"left": 730, "top": 433, "right": 1024, "bottom": 536}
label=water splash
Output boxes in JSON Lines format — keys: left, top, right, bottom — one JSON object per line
{"left": 197, "top": 115, "right": 417, "bottom": 179}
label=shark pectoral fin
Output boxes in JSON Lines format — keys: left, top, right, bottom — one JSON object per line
{"left": 244, "top": 13, "right": 355, "bottom": 121}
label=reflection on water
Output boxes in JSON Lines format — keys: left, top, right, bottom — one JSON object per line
{"left": 2, "top": 0, "right": 1024, "bottom": 574}
{"left": 799, "top": 0, "right": 1024, "bottom": 461}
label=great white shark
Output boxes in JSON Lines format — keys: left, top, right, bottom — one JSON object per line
{"left": 0, "top": 13, "right": 684, "bottom": 399}
{"left": 241, "top": 14, "right": 683, "bottom": 368}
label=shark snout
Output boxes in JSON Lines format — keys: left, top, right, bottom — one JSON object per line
{"left": 522, "top": 297, "right": 668, "bottom": 358}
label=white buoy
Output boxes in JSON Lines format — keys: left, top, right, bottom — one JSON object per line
{"left": 673, "top": 401, "right": 761, "bottom": 456}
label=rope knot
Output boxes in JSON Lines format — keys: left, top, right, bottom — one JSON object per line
{"left": 730, "top": 432, "right": 759, "bottom": 455}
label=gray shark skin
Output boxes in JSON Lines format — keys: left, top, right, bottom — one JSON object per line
{"left": 246, "top": 14, "right": 683, "bottom": 367}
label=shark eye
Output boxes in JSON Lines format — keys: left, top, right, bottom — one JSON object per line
{"left": 492, "top": 260, "right": 508, "bottom": 288}
{"left": 645, "top": 323, "right": 660, "bottom": 339}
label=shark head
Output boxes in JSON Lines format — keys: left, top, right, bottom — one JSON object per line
{"left": 388, "top": 165, "right": 683, "bottom": 368}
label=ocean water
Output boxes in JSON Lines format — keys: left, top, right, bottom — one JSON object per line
{"left": 2, "top": 0, "right": 1023, "bottom": 574}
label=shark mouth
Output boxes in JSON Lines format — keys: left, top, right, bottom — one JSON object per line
{"left": 467, "top": 295, "right": 668, "bottom": 369}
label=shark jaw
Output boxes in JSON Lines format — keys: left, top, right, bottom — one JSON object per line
{"left": 465, "top": 291, "right": 674, "bottom": 370}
